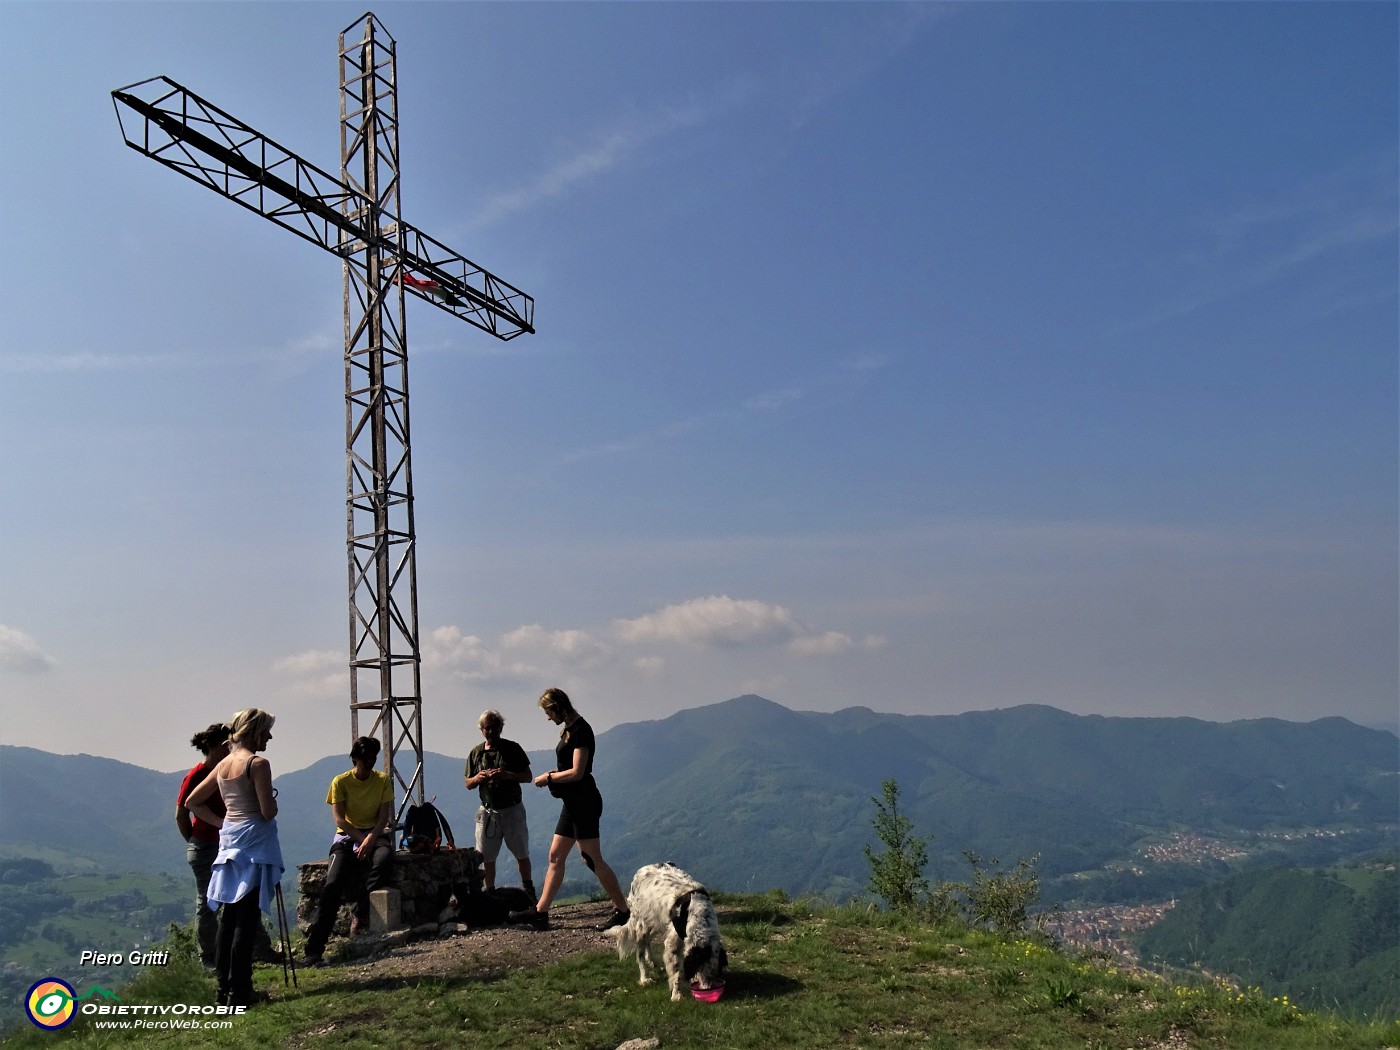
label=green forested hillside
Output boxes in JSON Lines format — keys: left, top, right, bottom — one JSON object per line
{"left": 1136, "top": 862, "right": 1400, "bottom": 1018}
{"left": 595, "top": 696, "right": 1397, "bottom": 899}
{"left": 0, "top": 748, "right": 181, "bottom": 875}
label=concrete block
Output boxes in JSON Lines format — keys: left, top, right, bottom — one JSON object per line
{"left": 369, "top": 887, "right": 402, "bottom": 933}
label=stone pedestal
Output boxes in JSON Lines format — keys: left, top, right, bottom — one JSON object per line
{"left": 297, "top": 848, "right": 482, "bottom": 936}
{"left": 368, "top": 888, "right": 401, "bottom": 933}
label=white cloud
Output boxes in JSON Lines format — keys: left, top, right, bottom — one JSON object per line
{"left": 422, "top": 625, "right": 549, "bottom": 685}
{"left": 0, "top": 626, "right": 56, "bottom": 674}
{"left": 471, "top": 78, "right": 754, "bottom": 229}
{"left": 270, "top": 648, "right": 345, "bottom": 702}
{"left": 501, "top": 624, "right": 609, "bottom": 665}
{"left": 279, "top": 672, "right": 346, "bottom": 702}
{"left": 612, "top": 595, "right": 879, "bottom": 658}
{"left": 272, "top": 649, "right": 342, "bottom": 676}
{"left": 788, "top": 631, "right": 889, "bottom": 656}
{"left": 788, "top": 630, "right": 854, "bottom": 656}
{"left": 1119, "top": 156, "right": 1399, "bottom": 334}
{"left": 631, "top": 656, "right": 666, "bottom": 676}
{"left": 614, "top": 596, "right": 801, "bottom": 647}
{"left": 556, "top": 348, "right": 891, "bottom": 468}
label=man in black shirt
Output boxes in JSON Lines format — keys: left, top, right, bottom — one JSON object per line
{"left": 464, "top": 709, "right": 535, "bottom": 898}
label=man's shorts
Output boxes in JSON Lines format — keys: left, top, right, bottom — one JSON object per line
{"left": 475, "top": 803, "right": 529, "bottom": 862}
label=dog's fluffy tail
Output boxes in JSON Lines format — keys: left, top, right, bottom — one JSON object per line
{"left": 604, "top": 922, "right": 638, "bottom": 958}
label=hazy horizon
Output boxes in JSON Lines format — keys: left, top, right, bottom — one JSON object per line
{"left": 4, "top": 695, "right": 1396, "bottom": 782}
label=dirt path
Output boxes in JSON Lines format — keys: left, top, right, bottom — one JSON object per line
{"left": 314, "top": 900, "right": 621, "bottom": 983}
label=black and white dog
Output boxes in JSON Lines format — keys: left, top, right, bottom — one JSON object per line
{"left": 605, "top": 862, "right": 728, "bottom": 1001}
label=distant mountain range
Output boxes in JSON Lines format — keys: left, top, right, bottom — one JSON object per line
{"left": 2, "top": 696, "right": 1395, "bottom": 903}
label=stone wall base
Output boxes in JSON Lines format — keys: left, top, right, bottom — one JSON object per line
{"left": 297, "top": 848, "right": 483, "bottom": 936}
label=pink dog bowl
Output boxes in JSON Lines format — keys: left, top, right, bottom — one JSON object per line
{"left": 691, "top": 980, "right": 725, "bottom": 1003}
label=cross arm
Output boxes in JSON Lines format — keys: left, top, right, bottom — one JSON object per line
{"left": 112, "top": 76, "right": 533, "bottom": 340}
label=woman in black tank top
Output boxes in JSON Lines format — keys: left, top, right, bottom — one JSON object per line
{"left": 507, "top": 688, "right": 631, "bottom": 932}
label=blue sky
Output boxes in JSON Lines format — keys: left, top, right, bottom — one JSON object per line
{"left": 1, "top": 2, "right": 1395, "bottom": 775}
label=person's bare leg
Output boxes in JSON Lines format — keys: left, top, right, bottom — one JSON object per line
{"left": 535, "top": 834, "right": 573, "bottom": 913}
{"left": 576, "top": 838, "right": 627, "bottom": 910}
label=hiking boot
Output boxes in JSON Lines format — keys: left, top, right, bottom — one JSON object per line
{"left": 508, "top": 907, "right": 549, "bottom": 930}
{"left": 303, "top": 954, "right": 326, "bottom": 969}
{"left": 597, "top": 908, "right": 630, "bottom": 932}
{"left": 252, "top": 943, "right": 283, "bottom": 964}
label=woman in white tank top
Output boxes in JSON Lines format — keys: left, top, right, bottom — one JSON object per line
{"left": 185, "top": 708, "right": 284, "bottom": 1007}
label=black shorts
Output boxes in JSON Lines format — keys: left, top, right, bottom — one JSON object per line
{"left": 553, "top": 780, "right": 603, "bottom": 841}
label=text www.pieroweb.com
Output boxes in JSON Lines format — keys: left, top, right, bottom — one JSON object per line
{"left": 83, "top": 1004, "right": 244, "bottom": 1030}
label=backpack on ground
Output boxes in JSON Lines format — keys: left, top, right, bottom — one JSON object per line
{"left": 400, "top": 798, "right": 455, "bottom": 853}
{"left": 457, "top": 886, "right": 533, "bottom": 928}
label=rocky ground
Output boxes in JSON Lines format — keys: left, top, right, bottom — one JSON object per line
{"left": 306, "top": 899, "right": 622, "bottom": 982}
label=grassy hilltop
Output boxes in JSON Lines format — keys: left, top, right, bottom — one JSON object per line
{"left": 5, "top": 893, "right": 1398, "bottom": 1050}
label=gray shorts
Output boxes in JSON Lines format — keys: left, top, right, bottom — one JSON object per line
{"left": 475, "top": 803, "right": 529, "bottom": 863}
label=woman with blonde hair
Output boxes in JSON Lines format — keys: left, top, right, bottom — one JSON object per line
{"left": 509, "top": 688, "right": 629, "bottom": 931}
{"left": 184, "top": 708, "right": 283, "bottom": 1007}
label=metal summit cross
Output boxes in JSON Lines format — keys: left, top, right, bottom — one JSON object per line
{"left": 112, "top": 13, "right": 535, "bottom": 821}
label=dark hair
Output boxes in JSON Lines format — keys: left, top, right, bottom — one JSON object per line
{"left": 350, "top": 736, "right": 381, "bottom": 764}
{"left": 190, "top": 723, "right": 231, "bottom": 754}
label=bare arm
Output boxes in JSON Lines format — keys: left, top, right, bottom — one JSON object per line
{"left": 356, "top": 801, "right": 393, "bottom": 860}
{"left": 175, "top": 803, "right": 193, "bottom": 842}
{"left": 251, "top": 757, "right": 277, "bottom": 820}
{"left": 184, "top": 768, "right": 222, "bottom": 828}
{"left": 535, "top": 747, "right": 588, "bottom": 788}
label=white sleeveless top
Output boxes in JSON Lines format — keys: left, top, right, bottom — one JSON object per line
{"left": 218, "top": 756, "right": 263, "bottom": 824}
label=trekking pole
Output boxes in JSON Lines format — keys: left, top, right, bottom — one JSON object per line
{"left": 273, "top": 883, "right": 289, "bottom": 985}
{"left": 274, "top": 883, "right": 298, "bottom": 988}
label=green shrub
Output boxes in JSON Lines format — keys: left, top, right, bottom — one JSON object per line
{"left": 864, "top": 778, "right": 929, "bottom": 914}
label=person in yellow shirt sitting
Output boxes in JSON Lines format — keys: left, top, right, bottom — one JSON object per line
{"left": 303, "top": 736, "right": 394, "bottom": 966}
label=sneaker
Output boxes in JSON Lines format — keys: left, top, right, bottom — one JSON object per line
{"left": 597, "top": 908, "right": 630, "bottom": 932}
{"left": 507, "top": 907, "right": 549, "bottom": 930}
